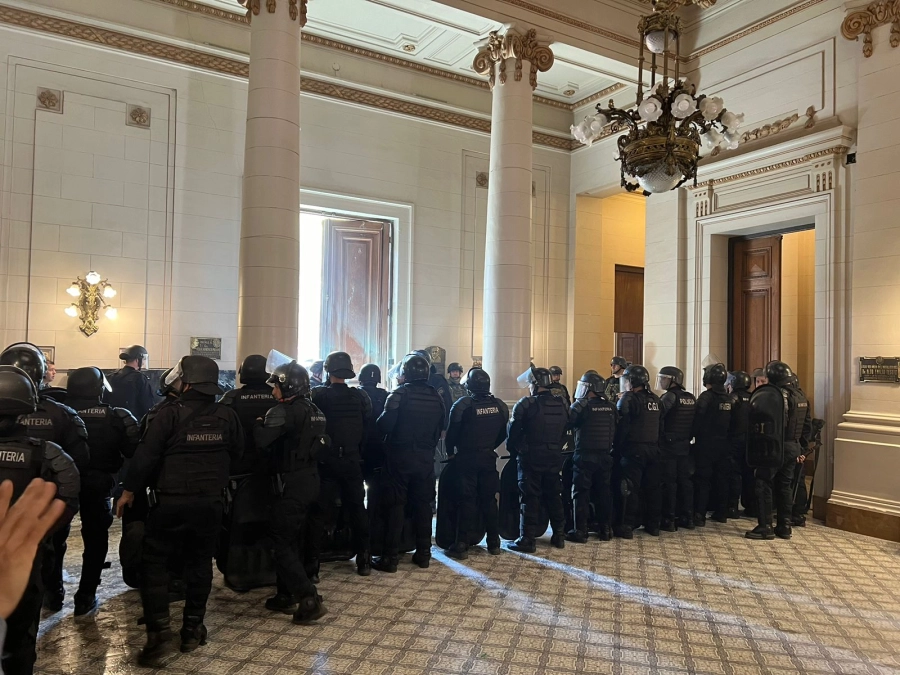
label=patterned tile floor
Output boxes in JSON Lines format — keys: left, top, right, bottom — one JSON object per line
{"left": 34, "top": 517, "right": 900, "bottom": 675}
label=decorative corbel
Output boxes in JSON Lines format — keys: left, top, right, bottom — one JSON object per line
{"left": 842, "top": 0, "right": 900, "bottom": 57}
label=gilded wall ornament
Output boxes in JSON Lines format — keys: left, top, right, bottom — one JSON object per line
{"left": 842, "top": 0, "right": 900, "bottom": 57}
{"left": 127, "top": 105, "right": 151, "bottom": 128}
{"left": 472, "top": 28, "right": 554, "bottom": 90}
{"left": 36, "top": 87, "right": 62, "bottom": 113}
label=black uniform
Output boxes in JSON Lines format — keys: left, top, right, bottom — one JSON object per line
{"left": 567, "top": 395, "right": 616, "bottom": 537}
{"left": 507, "top": 391, "right": 569, "bottom": 541}
{"left": 376, "top": 381, "right": 445, "bottom": 558}
{"left": 254, "top": 397, "right": 327, "bottom": 602}
{"left": 124, "top": 390, "right": 243, "bottom": 635}
{"left": 445, "top": 393, "right": 509, "bottom": 551}
{"left": 757, "top": 384, "right": 811, "bottom": 529}
{"left": 659, "top": 386, "right": 696, "bottom": 527}
{"left": 310, "top": 383, "right": 373, "bottom": 558}
{"left": 20, "top": 397, "right": 89, "bottom": 609}
{"left": 106, "top": 365, "right": 155, "bottom": 421}
{"left": 1, "top": 432, "right": 79, "bottom": 675}
{"left": 727, "top": 387, "right": 753, "bottom": 516}
{"left": 66, "top": 397, "right": 140, "bottom": 607}
{"left": 615, "top": 389, "right": 663, "bottom": 532}
{"left": 220, "top": 383, "right": 278, "bottom": 475}
{"left": 692, "top": 386, "right": 734, "bottom": 522}
{"left": 359, "top": 383, "right": 388, "bottom": 475}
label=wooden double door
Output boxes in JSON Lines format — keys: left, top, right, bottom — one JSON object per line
{"left": 729, "top": 235, "right": 781, "bottom": 374}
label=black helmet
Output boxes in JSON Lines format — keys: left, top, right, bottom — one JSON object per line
{"left": 309, "top": 360, "right": 324, "bottom": 378}
{"left": 0, "top": 365, "right": 39, "bottom": 416}
{"left": 702, "top": 363, "right": 728, "bottom": 386}
{"left": 67, "top": 367, "right": 110, "bottom": 399}
{"left": 268, "top": 361, "right": 310, "bottom": 398}
{"left": 786, "top": 374, "right": 799, "bottom": 388}
{"left": 324, "top": 351, "right": 355, "bottom": 379}
{"left": 358, "top": 363, "right": 381, "bottom": 385}
{"left": 579, "top": 371, "right": 604, "bottom": 394}
{"left": 549, "top": 366, "right": 563, "bottom": 377}
{"left": 120, "top": 345, "right": 148, "bottom": 365}
{"left": 464, "top": 368, "right": 491, "bottom": 394}
{"left": 180, "top": 355, "right": 222, "bottom": 396}
{"left": 157, "top": 367, "right": 179, "bottom": 397}
{"left": 624, "top": 365, "right": 650, "bottom": 388}
{"left": 239, "top": 354, "right": 268, "bottom": 385}
{"left": 658, "top": 366, "right": 684, "bottom": 387}
{"left": 0, "top": 343, "right": 46, "bottom": 386}
{"left": 726, "top": 370, "right": 752, "bottom": 391}
{"left": 765, "top": 360, "right": 793, "bottom": 387}
{"left": 532, "top": 367, "right": 552, "bottom": 388}
{"left": 401, "top": 354, "right": 430, "bottom": 383}
{"left": 447, "top": 362, "right": 463, "bottom": 375}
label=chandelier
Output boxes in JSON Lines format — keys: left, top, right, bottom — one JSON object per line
{"left": 571, "top": 0, "right": 743, "bottom": 194}
{"left": 64, "top": 271, "right": 117, "bottom": 337}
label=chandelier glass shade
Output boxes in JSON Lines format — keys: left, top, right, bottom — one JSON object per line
{"left": 570, "top": 5, "right": 743, "bottom": 194}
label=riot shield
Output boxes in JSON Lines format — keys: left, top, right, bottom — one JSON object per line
{"left": 367, "top": 471, "right": 415, "bottom": 555}
{"left": 562, "top": 455, "right": 574, "bottom": 533}
{"left": 435, "top": 458, "right": 485, "bottom": 550}
{"left": 216, "top": 474, "right": 277, "bottom": 591}
{"left": 747, "top": 384, "right": 785, "bottom": 469}
{"left": 498, "top": 457, "right": 550, "bottom": 540}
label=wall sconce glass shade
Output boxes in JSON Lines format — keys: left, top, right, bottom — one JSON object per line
{"left": 63, "top": 272, "right": 117, "bottom": 336}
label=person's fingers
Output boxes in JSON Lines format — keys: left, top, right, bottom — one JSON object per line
{"left": 0, "top": 480, "right": 13, "bottom": 523}
{"left": 115, "top": 498, "right": 125, "bottom": 519}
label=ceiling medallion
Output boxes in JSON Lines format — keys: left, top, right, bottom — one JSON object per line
{"left": 571, "top": 2, "right": 741, "bottom": 194}
{"left": 402, "top": 44, "right": 416, "bottom": 52}
{"left": 563, "top": 88, "right": 576, "bottom": 96}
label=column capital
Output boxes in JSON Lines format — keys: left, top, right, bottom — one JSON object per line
{"left": 472, "top": 27, "right": 554, "bottom": 91}
{"left": 239, "top": 0, "right": 308, "bottom": 26}
{"left": 841, "top": 0, "right": 900, "bottom": 57}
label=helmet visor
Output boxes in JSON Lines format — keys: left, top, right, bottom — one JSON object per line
{"left": 619, "top": 375, "right": 631, "bottom": 392}
{"left": 517, "top": 365, "right": 537, "bottom": 389}
{"left": 100, "top": 371, "right": 113, "bottom": 393}
{"left": 266, "top": 349, "right": 294, "bottom": 375}
{"left": 574, "top": 381, "right": 591, "bottom": 400}
{"left": 656, "top": 374, "right": 672, "bottom": 392}
{"left": 701, "top": 353, "right": 724, "bottom": 368}
{"left": 164, "top": 361, "right": 183, "bottom": 388}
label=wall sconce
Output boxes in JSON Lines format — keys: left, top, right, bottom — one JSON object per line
{"left": 64, "top": 271, "right": 117, "bottom": 336}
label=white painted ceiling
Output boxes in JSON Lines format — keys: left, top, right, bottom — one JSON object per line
{"left": 193, "top": 0, "right": 629, "bottom": 103}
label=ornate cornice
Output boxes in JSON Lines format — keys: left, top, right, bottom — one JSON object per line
{"left": 496, "top": 0, "right": 639, "bottom": 49}
{"left": 702, "top": 146, "right": 847, "bottom": 187}
{"left": 472, "top": 28, "right": 554, "bottom": 90}
{"left": 842, "top": 0, "right": 900, "bottom": 57}
{"left": 572, "top": 83, "right": 629, "bottom": 109}
{"left": 238, "top": 0, "right": 307, "bottom": 25}
{"left": 150, "top": 0, "right": 248, "bottom": 23}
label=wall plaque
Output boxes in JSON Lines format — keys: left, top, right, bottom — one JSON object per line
{"left": 190, "top": 337, "right": 222, "bottom": 360}
{"left": 858, "top": 356, "right": 900, "bottom": 383}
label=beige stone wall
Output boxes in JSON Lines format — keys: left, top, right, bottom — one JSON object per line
{"left": 780, "top": 229, "right": 815, "bottom": 405}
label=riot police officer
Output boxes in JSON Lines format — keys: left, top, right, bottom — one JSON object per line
{"left": 309, "top": 360, "right": 325, "bottom": 388}
{"left": 507, "top": 365, "right": 569, "bottom": 552}
{"left": 657, "top": 366, "right": 696, "bottom": 531}
{"left": 725, "top": 371, "right": 753, "bottom": 519}
{"left": 116, "top": 356, "right": 243, "bottom": 665}
{"left": 254, "top": 355, "right": 328, "bottom": 622}
{"left": 614, "top": 365, "right": 663, "bottom": 538}
{"left": 443, "top": 368, "right": 509, "bottom": 559}
{"left": 692, "top": 363, "right": 734, "bottom": 525}
{"left": 0, "top": 343, "right": 89, "bottom": 612}
{"left": 447, "top": 363, "right": 466, "bottom": 403}
{"left": 140, "top": 367, "right": 181, "bottom": 434}
{"left": 0, "top": 365, "right": 79, "bottom": 675}
{"left": 604, "top": 356, "right": 628, "bottom": 402}
{"left": 358, "top": 364, "right": 388, "bottom": 548}
{"left": 746, "top": 362, "right": 811, "bottom": 541}
{"left": 66, "top": 367, "right": 140, "bottom": 618}
{"left": 220, "top": 355, "right": 278, "bottom": 475}
{"left": 549, "top": 366, "right": 571, "bottom": 407}
{"left": 566, "top": 372, "right": 616, "bottom": 543}
{"left": 372, "top": 354, "right": 445, "bottom": 572}
{"left": 310, "top": 351, "right": 373, "bottom": 576}
{"left": 107, "top": 345, "right": 155, "bottom": 421}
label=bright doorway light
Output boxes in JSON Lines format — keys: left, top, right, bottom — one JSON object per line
{"left": 298, "top": 213, "right": 325, "bottom": 364}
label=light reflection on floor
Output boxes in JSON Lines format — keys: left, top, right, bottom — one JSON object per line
{"left": 34, "top": 516, "right": 900, "bottom": 674}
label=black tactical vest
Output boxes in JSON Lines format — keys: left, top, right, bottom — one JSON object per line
{"left": 730, "top": 389, "right": 752, "bottom": 438}
{"left": 457, "top": 395, "right": 506, "bottom": 453}
{"left": 221, "top": 385, "right": 277, "bottom": 474}
{"left": 661, "top": 387, "right": 695, "bottom": 454}
{"left": 69, "top": 402, "right": 125, "bottom": 473}
{"left": 361, "top": 385, "right": 387, "bottom": 437}
{"left": 313, "top": 385, "right": 366, "bottom": 459}
{"left": 155, "top": 402, "right": 235, "bottom": 497}
{"left": 0, "top": 437, "right": 44, "bottom": 499}
{"left": 270, "top": 398, "right": 327, "bottom": 473}
{"left": 698, "top": 388, "right": 733, "bottom": 440}
{"left": 388, "top": 384, "right": 444, "bottom": 454}
{"left": 574, "top": 397, "right": 616, "bottom": 453}
{"left": 624, "top": 390, "right": 662, "bottom": 444}
{"left": 18, "top": 401, "right": 60, "bottom": 442}
{"left": 784, "top": 387, "right": 809, "bottom": 443}
{"left": 523, "top": 394, "right": 568, "bottom": 454}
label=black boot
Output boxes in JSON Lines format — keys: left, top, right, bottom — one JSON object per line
{"left": 371, "top": 556, "right": 399, "bottom": 573}
{"left": 693, "top": 512, "right": 707, "bottom": 527}
{"left": 727, "top": 506, "right": 741, "bottom": 519}
{"left": 550, "top": 532, "right": 566, "bottom": 549}
{"left": 660, "top": 520, "right": 677, "bottom": 533}
{"left": 293, "top": 595, "right": 327, "bottom": 625}
{"left": 508, "top": 537, "right": 536, "bottom": 553}
{"left": 412, "top": 550, "right": 431, "bottom": 568}
{"left": 775, "top": 521, "right": 793, "bottom": 540}
{"left": 745, "top": 524, "right": 775, "bottom": 540}
{"left": 356, "top": 552, "right": 372, "bottom": 577}
{"left": 444, "top": 543, "right": 469, "bottom": 560}
{"left": 598, "top": 525, "right": 612, "bottom": 541}
{"left": 613, "top": 526, "right": 633, "bottom": 540}
{"left": 138, "top": 620, "right": 174, "bottom": 667}
{"left": 487, "top": 538, "right": 502, "bottom": 555}
{"left": 180, "top": 616, "right": 208, "bottom": 653}
{"left": 791, "top": 514, "right": 807, "bottom": 527}
{"left": 565, "top": 530, "right": 588, "bottom": 543}
{"left": 73, "top": 594, "right": 99, "bottom": 619}
{"left": 711, "top": 512, "right": 728, "bottom": 524}
{"left": 305, "top": 558, "right": 320, "bottom": 585}
{"left": 676, "top": 516, "right": 695, "bottom": 530}
{"left": 265, "top": 593, "right": 298, "bottom": 614}
{"left": 643, "top": 525, "right": 660, "bottom": 537}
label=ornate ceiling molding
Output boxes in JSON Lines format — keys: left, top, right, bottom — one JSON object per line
{"left": 0, "top": 4, "right": 575, "bottom": 150}
{"left": 701, "top": 146, "right": 847, "bottom": 187}
{"left": 150, "top": 0, "right": 247, "bottom": 23}
{"left": 497, "top": 0, "right": 640, "bottom": 49}
{"left": 842, "top": 0, "right": 900, "bottom": 57}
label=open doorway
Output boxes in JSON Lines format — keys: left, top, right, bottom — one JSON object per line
{"left": 615, "top": 264, "right": 644, "bottom": 365}
{"left": 297, "top": 212, "right": 392, "bottom": 372}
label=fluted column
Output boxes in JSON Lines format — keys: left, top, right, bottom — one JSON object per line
{"left": 236, "top": 0, "right": 306, "bottom": 361}
{"left": 473, "top": 28, "right": 553, "bottom": 401}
